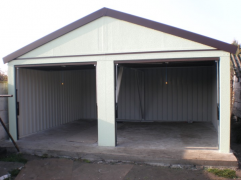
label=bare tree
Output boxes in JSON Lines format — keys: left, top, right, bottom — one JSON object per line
{"left": 0, "top": 70, "right": 7, "bottom": 82}
{"left": 232, "top": 40, "right": 241, "bottom": 55}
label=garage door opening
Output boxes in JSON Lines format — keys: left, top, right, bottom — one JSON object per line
{"left": 115, "top": 60, "right": 219, "bottom": 150}
{"left": 15, "top": 63, "right": 98, "bottom": 145}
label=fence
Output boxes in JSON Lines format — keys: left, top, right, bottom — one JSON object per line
{"left": 0, "top": 82, "right": 8, "bottom": 141}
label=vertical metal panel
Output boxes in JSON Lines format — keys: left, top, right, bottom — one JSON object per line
{"left": 177, "top": 68, "right": 183, "bottom": 121}
{"left": 167, "top": 68, "right": 173, "bottom": 121}
{"left": 182, "top": 68, "right": 188, "bottom": 121}
{"left": 18, "top": 68, "right": 96, "bottom": 138}
{"left": 144, "top": 69, "right": 150, "bottom": 120}
{"left": 117, "top": 68, "right": 142, "bottom": 120}
{"left": 197, "top": 68, "right": 202, "bottom": 121}
{"left": 157, "top": 69, "right": 162, "bottom": 119}
{"left": 203, "top": 67, "right": 208, "bottom": 121}
{"left": 212, "top": 65, "right": 218, "bottom": 129}
{"left": 192, "top": 67, "right": 198, "bottom": 121}
{"left": 172, "top": 68, "right": 178, "bottom": 121}
{"left": 118, "top": 66, "right": 216, "bottom": 122}
{"left": 207, "top": 67, "right": 212, "bottom": 122}
{"left": 162, "top": 68, "right": 168, "bottom": 120}
{"left": 187, "top": 68, "right": 193, "bottom": 122}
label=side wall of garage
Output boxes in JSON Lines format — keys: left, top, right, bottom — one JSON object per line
{"left": 118, "top": 66, "right": 217, "bottom": 124}
{"left": 17, "top": 68, "right": 96, "bottom": 138}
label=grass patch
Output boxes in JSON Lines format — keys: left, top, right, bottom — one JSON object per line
{"left": 41, "top": 154, "right": 48, "bottom": 158}
{"left": 9, "top": 168, "right": 21, "bottom": 177}
{"left": 207, "top": 168, "right": 237, "bottom": 179}
{"left": 0, "top": 153, "right": 27, "bottom": 164}
{"left": 3, "top": 168, "right": 21, "bottom": 179}
{"left": 82, "top": 159, "right": 91, "bottom": 163}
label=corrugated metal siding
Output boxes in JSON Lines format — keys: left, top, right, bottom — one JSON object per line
{"left": 17, "top": 68, "right": 96, "bottom": 138}
{"left": 117, "top": 66, "right": 216, "bottom": 122}
{"left": 117, "top": 68, "right": 144, "bottom": 120}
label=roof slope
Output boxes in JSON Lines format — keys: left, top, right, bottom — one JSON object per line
{"left": 3, "top": 7, "right": 237, "bottom": 63}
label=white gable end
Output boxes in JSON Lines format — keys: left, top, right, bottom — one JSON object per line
{"left": 20, "top": 17, "right": 215, "bottom": 58}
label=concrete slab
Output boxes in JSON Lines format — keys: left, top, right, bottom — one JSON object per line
{"left": 72, "top": 162, "right": 133, "bottom": 180}
{"left": 67, "top": 126, "right": 97, "bottom": 143}
{"left": 117, "top": 122, "right": 218, "bottom": 149}
{"left": 15, "top": 158, "right": 73, "bottom": 180}
{"left": 0, "top": 120, "right": 237, "bottom": 167}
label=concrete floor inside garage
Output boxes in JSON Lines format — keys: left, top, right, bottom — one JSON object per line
{"left": 0, "top": 120, "right": 237, "bottom": 166}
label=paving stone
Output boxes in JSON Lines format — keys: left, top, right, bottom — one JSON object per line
{"left": 15, "top": 158, "right": 73, "bottom": 180}
{"left": 72, "top": 161, "right": 133, "bottom": 180}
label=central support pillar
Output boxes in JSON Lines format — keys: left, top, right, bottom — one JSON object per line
{"left": 97, "top": 60, "right": 116, "bottom": 146}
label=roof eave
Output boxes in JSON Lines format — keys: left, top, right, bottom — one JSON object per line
{"left": 2, "top": 7, "right": 237, "bottom": 64}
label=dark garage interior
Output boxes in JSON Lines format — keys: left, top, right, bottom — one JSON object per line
{"left": 115, "top": 60, "right": 218, "bottom": 149}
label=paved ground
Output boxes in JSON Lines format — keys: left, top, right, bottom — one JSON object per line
{"left": 11, "top": 157, "right": 241, "bottom": 180}
{"left": 0, "top": 120, "right": 237, "bottom": 167}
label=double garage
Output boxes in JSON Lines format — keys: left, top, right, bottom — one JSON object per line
{"left": 3, "top": 8, "right": 236, "bottom": 153}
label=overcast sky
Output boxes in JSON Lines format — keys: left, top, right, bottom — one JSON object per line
{"left": 0, "top": 0, "right": 240, "bottom": 73}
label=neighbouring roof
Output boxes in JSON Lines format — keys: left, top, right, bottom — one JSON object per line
{"left": 3, "top": 7, "right": 237, "bottom": 64}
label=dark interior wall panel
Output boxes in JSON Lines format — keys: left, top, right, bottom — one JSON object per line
{"left": 187, "top": 68, "right": 192, "bottom": 121}
{"left": 177, "top": 68, "right": 183, "bottom": 121}
{"left": 117, "top": 66, "right": 216, "bottom": 122}
{"left": 17, "top": 68, "right": 96, "bottom": 138}
{"left": 182, "top": 68, "right": 188, "bottom": 121}
{"left": 192, "top": 68, "right": 198, "bottom": 121}
{"left": 117, "top": 68, "right": 142, "bottom": 120}
{"left": 211, "top": 65, "right": 218, "bottom": 130}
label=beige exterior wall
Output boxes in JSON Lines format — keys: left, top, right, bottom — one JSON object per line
{"left": 20, "top": 17, "right": 214, "bottom": 59}
{"left": 9, "top": 50, "right": 230, "bottom": 150}
{"left": 7, "top": 16, "right": 231, "bottom": 151}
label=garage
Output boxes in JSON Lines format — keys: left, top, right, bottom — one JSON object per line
{"left": 3, "top": 8, "right": 236, "bottom": 153}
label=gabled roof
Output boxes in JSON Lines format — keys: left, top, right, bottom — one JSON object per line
{"left": 3, "top": 7, "right": 237, "bottom": 63}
